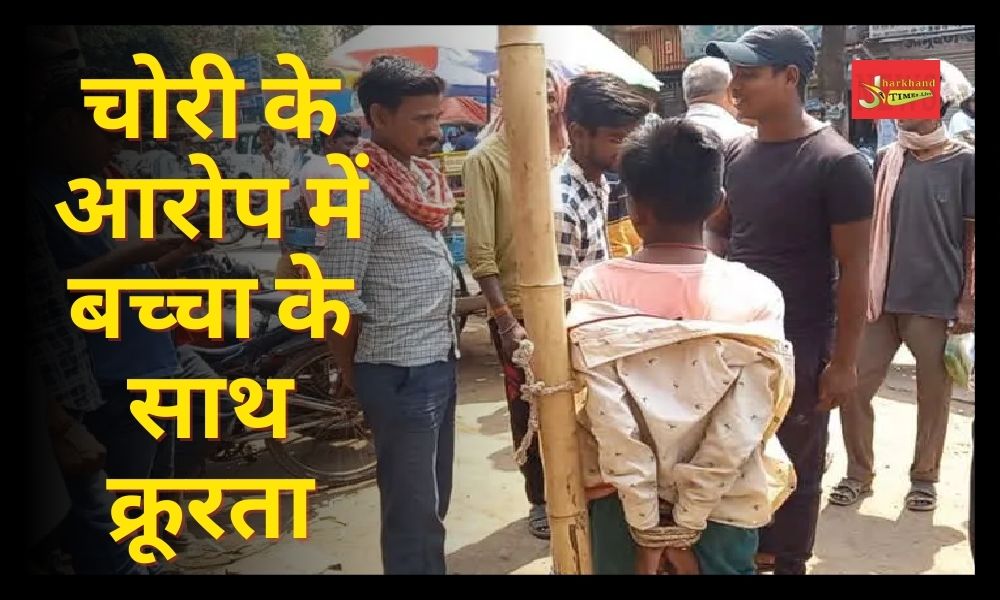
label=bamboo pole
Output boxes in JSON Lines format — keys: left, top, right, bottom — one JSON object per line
{"left": 497, "top": 25, "right": 592, "bottom": 575}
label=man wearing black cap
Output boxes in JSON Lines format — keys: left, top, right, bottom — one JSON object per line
{"left": 705, "top": 25, "right": 874, "bottom": 575}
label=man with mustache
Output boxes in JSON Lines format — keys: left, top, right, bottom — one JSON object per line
{"left": 319, "top": 55, "right": 458, "bottom": 574}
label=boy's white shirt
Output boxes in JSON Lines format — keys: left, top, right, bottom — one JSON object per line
{"left": 567, "top": 299, "right": 797, "bottom": 533}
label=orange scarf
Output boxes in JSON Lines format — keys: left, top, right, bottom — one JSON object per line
{"left": 357, "top": 140, "right": 455, "bottom": 232}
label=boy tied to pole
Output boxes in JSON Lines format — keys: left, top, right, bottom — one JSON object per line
{"left": 705, "top": 26, "right": 874, "bottom": 575}
{"left": 830, "top": 59, "right": 974, "bottom": 514}
{"left": 319, "top": 55, "right": 458, "bottom": 575}
{"left": 568, "top": 118, "right": 795, "bottom": 575}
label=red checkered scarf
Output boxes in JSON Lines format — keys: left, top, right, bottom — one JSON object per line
{"left": 357, "top": 140, "right": 455, "bottom": 231}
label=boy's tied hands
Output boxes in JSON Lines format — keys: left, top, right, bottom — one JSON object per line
{"left": 635, "top": 545, "right": 664, "bottom": 574}
{"left": 55, "top": 421, "right": 107, "bottom": 476}
{"left": 635, "top": 545, "right": 700, "bottom": 575}
{"left": 662, "top": 547, "right": 700, "bottom": 575}
{"left": 634, "top": 504, "right": 701, "bottom": 575}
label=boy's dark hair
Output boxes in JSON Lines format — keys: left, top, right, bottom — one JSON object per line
{"left": 771, "top": 65, "right": 809, "bottom": 101}
{"left": 564, "top": 72, "right": 650, "bottom": 131}
{"left": 356, "top": 55, "right": 446, "bottom": 127}
{"left": 331, "top": 116, "right": 362, "bottom": 140}
{"left": 619, "top": 118, "right": 724, "bottom": 224}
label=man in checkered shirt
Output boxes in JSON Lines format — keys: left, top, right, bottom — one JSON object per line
{"left": 553, "top": 73, "right": 651, "bottom": 295}
{"left": 319, "top": 56, "right": 458, "bottom": 575}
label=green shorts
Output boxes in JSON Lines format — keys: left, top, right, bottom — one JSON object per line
{"left": 588, "top": 493, "right": 758, "bottom": 575}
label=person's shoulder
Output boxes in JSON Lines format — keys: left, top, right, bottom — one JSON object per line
{"left": 943, "top": 142, "right": 975, "bottom": 168}
{"left": 811, "top": 126, "right": 861, "bottom": 159}
{"left": 363, "top": 176, "right": 385, "bottom": 200}
{"left": 551, "top": 161, "right": 575, "bottom": 191}
{"left": 573, "top": 259, "right": 619, "bottom": 296}
{"left": 728, "top": 121, "right": 755, "bottom": 139}
{"left": 953, "top": 141, "right": 975, "bottom": 157}
{"left": 723, "top": 133, "right": 755, "bottom": 161}
{"left": 552, "top": 172, "right": 578, "bottom": 212}
{"left": 465, "top": 133, "right": 497, "bottom": 161}
{"left": 709, "top": 256, "right": 782, "bottom": 300}
{"left": 950, "top": 111, "right": 972, "bottom": 125}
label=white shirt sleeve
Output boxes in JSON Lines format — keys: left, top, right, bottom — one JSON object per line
{"left": 949, "top": 112, "right": 974, "bottom": 136}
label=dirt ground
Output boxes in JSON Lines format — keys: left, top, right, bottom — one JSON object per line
{"left": 179, "top": 314, "right": 974, "bottom": 575}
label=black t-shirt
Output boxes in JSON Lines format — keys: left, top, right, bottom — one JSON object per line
{"left": 724, "top": 126, "right": 874, "bottom": 338}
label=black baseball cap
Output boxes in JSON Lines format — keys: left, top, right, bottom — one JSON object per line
{"left": 705, "top": 25, "right": 816, "bottom": 79}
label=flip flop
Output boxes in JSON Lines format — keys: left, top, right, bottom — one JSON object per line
{"left": 906, "top": 482, "right": 937, "bottom": 512}
{"left": 829, "top": 478, "right": 873, "bottom": 506}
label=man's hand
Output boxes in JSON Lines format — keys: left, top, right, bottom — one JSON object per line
{"left": 54, "top": 422, "right": 107, "bottom": 476}
{"left": 635, "top": 545, "right": 666, "bottom": 575}
{"left": 662, "top": 547, "right": 700, "bottom": 575}
{"left": 497, "top": 315, "right": 528, "bottom": 363}
{"left": 332, "top": 365, "right": 355, "bottom": 399}
{"left": 154, "top": 238, "right": 212, "bottom": 276}
{"left": 818, "top": 360, "right": 858, "bottom": 411}
{"left": 119, "top": 238, "right": 187, "bottom": 265}
{"left": 951, "top": 297, "right": 975, "bottom": 335}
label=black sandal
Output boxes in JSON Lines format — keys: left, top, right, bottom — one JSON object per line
{"left": 528, "top": 504, "right": 550, "bottom": 540}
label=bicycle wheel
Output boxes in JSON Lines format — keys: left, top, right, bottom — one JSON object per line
{"left": 265, "top": 344, "right": 377, "bottom": 487}
{"left": 216, "top": 208, "right": 247, "bottom": 245}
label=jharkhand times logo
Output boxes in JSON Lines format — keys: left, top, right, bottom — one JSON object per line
{"left": 858, "top": 75, "right": 935, "bottom": 109}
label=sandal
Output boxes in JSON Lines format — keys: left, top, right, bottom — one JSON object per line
{"left": 755, "top": 553, "right": 776, "bottom": 574}
{"left": 829, "top": 478, "right": 872, "bottom": 506}
{"left": 528, "top": 504, "right": 551, "bottom": 540}
{"left": 906, "top": 482, "right": 937, "bottom": 512}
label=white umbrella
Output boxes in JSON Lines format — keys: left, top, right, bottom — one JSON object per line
{"left": 327, "top": 25, "right": 661, "bottom": 90}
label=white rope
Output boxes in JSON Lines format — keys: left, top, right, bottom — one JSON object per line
{"left": 510, "top": 338, "right": 579, "bottom": 467}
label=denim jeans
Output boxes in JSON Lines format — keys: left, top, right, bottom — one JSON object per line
{"left": 354, "top": 360, "right": 457, "bottom": 574}
{"left": 79, "top": 383, "right": 173, "bottom": 480}
{"left": 61, "top": 469, "right": 149, "bottom": 575}
{"left": 75, "top": 382, "right": 175, "bottom": 571}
